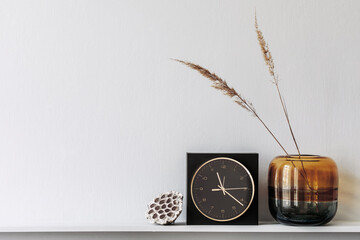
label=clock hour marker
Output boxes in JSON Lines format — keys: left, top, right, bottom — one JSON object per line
{"left": 240, "top": 198, "right": 247, "bottom": 204}
{"left": 208, "top": 206, "right": 214, "bottom": 214}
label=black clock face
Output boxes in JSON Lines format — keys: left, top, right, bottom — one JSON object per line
{"left": 191, "top": 157, "right": 255, "bottom": 222}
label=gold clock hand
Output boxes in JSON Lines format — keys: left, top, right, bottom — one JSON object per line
{"left": 222, "top": 176, "right": 225, "bottom": 187}
{"left": 223, "top": 187, "right": 248, "bottom": 191}
{"left": 212, "top": 185, "right": 224, "bottom": 191}
{"left": 212, "top": 187, "right": 248, "bottom": 191}
{"left": 211, "top": 188, "right": 222, "bottom": 191}
{"left": 223, "top": 189, "right": 244, "bottom": 206}
{"left": 216, "top": 172, "right": 225, "bottom": 195}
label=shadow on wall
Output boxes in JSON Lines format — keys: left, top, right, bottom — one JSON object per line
{"left": 258, "top": 165, "right": 274, "bottom": 222}
{"left": 336, "top": 170, "right": 360, "bottom": 221}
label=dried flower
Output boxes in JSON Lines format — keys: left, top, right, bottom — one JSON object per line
{"left": 172, "top": 58, "right": 288, "bottom": 155}
{"left": 255, "top": 12, "right": 301, "bottom": 156}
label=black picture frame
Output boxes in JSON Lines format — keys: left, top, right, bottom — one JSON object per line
{"left": 187, "top": 153, "right": 258, "bottom": 225}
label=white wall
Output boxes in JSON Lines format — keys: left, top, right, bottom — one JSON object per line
{"left": 0, "top": 0, "right": 360, "bottom": 228}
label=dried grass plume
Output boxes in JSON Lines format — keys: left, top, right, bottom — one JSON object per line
{"left": 255, "top": 13, "right": 301, "bottom": 156}
{"left": 255, "top": 13, "right": 277, "bottom": 84}
{"left": 172, "top": 59, "right": 255, "bottom": 114}
{"left": 172, "top": 58, "right": 288, "bottom": 155}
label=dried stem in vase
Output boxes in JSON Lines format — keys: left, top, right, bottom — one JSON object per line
{"left": 172, "top": 59, "right": 289, "bottom": 155}
{"left": 254, "top": 13, "right": 301, "bottom": 157}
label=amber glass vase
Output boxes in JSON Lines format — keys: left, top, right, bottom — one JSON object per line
{"left": 268, "top": 155, "right": 338, "bottom": 226}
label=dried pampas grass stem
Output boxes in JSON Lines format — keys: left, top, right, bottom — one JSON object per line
{"left": 172, "top": 59, "right": 289, "bottom": 155}
{"left": 255, "top": 13, "right": 301, "bottom": 157}
{"left": 254, "top": 13, "right": 316, "bottom": 194}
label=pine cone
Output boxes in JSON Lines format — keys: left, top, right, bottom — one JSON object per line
{"left": 146, "top": 191, "right": 183, "bottom": 225}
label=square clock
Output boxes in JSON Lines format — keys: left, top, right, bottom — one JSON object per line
{"left": 187, "top": 153, "right": 258, "bottom": 225}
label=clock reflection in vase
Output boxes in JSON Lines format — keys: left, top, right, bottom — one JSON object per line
{"left": 187, "top": 153, "right": 258, "bottom": 225}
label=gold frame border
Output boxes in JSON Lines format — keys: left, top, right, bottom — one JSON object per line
{"left": 190, "top": 157, "right": 255, "bottom": 222}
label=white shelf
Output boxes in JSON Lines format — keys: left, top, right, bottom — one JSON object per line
{"left": 0, "top": 221, "right": 359, "bottom": 233}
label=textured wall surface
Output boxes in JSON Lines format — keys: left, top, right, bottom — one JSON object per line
{"left": 0, "top": 0, "right": 360, "bottom": 229}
